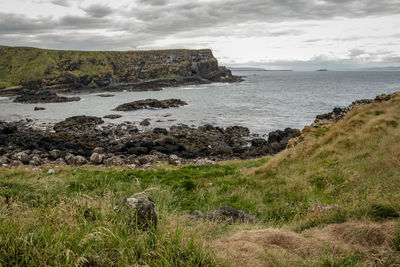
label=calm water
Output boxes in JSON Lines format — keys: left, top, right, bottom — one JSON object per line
{"left": 1, "top": 71, "right": 399, "bottom": 135}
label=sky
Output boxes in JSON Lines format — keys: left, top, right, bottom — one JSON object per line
{"left": 0, "top": 0, "right": 400, "bottom": 70}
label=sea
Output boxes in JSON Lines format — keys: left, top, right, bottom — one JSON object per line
{"left": 1, "top": 71, "right": 400, "bottom": 135}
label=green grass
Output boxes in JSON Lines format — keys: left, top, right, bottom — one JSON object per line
{"left": 1, "top": 94, "right": 400, "bottom": 266}
{"left": 0, "top": 46, "right": 217, "bottom": 88}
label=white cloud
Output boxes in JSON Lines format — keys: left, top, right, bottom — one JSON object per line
{"left": 0, "top": 0, "right": 400, "bottom": 69}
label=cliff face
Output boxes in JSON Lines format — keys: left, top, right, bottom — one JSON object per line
{"left": 0, "top": 46, "right": 241, "bottom": 92}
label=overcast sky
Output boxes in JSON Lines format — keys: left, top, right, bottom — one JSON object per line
{"left": 1, "top": 0, "right": 400, "bottom": 70}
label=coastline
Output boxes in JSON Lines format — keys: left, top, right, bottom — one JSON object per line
{"left": 0, "top": 91, "right": 395, "bottom": 168}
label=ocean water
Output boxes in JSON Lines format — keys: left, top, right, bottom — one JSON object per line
{"left": 1, "top": 71, "right": 399, "bottom": 135}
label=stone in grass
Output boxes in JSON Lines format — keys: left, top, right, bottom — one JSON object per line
{"left": 188, "top": 206, "right": 257, "bottom": 224}
{"left": 116, "top": 193, "right": 158, "bottom": 230}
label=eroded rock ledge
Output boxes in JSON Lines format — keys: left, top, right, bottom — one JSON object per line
{"left": 113, "top": 99, "right": 188, "bottom": 111}
{"left": 13, "top": 90, "right": 80, "bottom": 103}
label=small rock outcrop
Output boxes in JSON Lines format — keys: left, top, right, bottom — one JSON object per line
{"left": 54, "top": 116, "right": 104, "bottom": 132}
{"left": 34, "top": 107, "right": 46, "bottom": 111}
{"left": 97, "top": 94, "right": 115, "bottom": 97}
{"left": 14, "top": 90, "right": 80, "bottom": 104}
{"left": 188, "top": 206, "right": 257, "bottom": 224}
{"left": 116, "top": 194, "right": 158, "bottom": 230}
{"left": 103, "top": 114, "right": 122, "bottom": 119}
{"left": 113, "top": 99, "right": 187, "bottom": 111}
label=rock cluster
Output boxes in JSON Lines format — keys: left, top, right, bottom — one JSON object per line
{"left": 0, "top": 116, "right": 300, "bottom": 167}
{"left": 314, "top": 93, "right": 395, "bottom": 124}
{"left": 13, "top": 90, "right": 80, "bottom": 103}
{"left": 113, "top": 98, "right": 188, "bottom": 111}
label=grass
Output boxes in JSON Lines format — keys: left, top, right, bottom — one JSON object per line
{"left": 0, "top": 46, "right": 217, "bottom": 88}
{"left": 1, "top": 93, "right": 400, "bottom": 265}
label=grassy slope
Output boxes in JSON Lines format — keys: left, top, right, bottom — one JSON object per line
{"left": 0, "top": 46, "right": 215, "bottom": 89}
{"left": 1, "top": 93, "right": 400, "bottom": 266}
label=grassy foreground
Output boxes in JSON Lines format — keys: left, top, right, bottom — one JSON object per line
{"left": 1, "top": 93, "right": 400, "bottom": 266}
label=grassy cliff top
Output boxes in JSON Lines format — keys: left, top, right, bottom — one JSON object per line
{"left": 1, "top": 93, "right": 400, "bottom": 266}
{"left": 0, "top": 45, "right": 217, "bottom": 89}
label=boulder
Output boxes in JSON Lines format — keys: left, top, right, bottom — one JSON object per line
{"left": 34, "top": 107, "right": 46, "bottom": 111}
{"left": 195, "top": 158, "right": 215, "bottom": 166}
{"left": 90, "top": 153, "right": 105, "bottom": 164}
{"left": 168, "top": 154, "right": 182, "bottom": 165}
{"left": 0, "top": 156, "right": 9, "bottom": 165}
{"left": 54, "top": 158, "right": 67, "bottom": 166}
{"left": 140, "top": 118, "right": 151, "bottom": 126}
{"left": 153, "top": 127, "right": 168, "bottom": 134}
{"left": 49, "top": 149, "right": 62, "bottom": 159}
{"left": 10, "top": 160, "right": 23, "bottom": 166}
{"left": 116, "top": 193, "right": 158, "bottom": 230}
{"left": 104, "top": 155, "right": 124, "bottom": 166}
{"left": 29, "top": 155, "right": 42, "bottom": 166}
{"left": 93, "top": 147, "right": 105, "bottom": 154}
{"left": 251, "top": 138, "right": 268, "bottom": 147}
{"left": 68, "top": 155, "right": 88, "bottom": 165}
{"left": 11, "top": 152, "right": 31, "bottom": 164}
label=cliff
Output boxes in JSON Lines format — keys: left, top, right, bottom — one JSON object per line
{"left": 0, "top": 46, "right": 241, "bottom": 94}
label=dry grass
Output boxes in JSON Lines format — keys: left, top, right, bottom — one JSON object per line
{"left": 1, "top": 93, "right": 400, "bottom": 266}
{"left": 211, "top": 220, "right": 399, "bottom": 266}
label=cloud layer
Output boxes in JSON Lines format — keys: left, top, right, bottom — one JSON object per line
{"left": 0, "top": 0, "right": 400, "bottom": 69}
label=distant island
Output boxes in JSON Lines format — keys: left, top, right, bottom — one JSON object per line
{"left": 317, "top": 69, "right": 328, "bottom": 71}
{"left": 229, "top": 67, "right": 292, "bottom": 71}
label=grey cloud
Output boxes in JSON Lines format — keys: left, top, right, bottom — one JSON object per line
{"left": 231, "top": 50, "right": 400, "bottom": 71}
{"left": 82, "top": 4, "right": 114, "bottom": 18}
{"left": 0, "top": 13, "right": 51, "bottom": 34}
{"left": 50, "top": 0, "right": 72, "bottom": 7}
{"left": 123, "top": 0, "right": 400, "bottom": 39}
{"left": 136, "top": 0, "right": 169, "bottom": 6}
{"left": 1, "top": 0, "right": 400, "bottom": 59}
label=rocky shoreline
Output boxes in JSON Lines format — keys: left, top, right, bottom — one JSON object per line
{"left": 1, "top": 92, "right": 395, "bottom": 168}
{"left": 0, "top": 115, "right": 300, "bottom": 168}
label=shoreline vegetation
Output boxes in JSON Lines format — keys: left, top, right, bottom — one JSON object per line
{"left": 1, "top": 91, "right": 400, "bottom": 266}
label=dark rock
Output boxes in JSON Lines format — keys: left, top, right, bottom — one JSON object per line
{"left": 153, "top": 127, "right": 168, "bottom": 134}
{"left": 54, "top": 116, "right": 104, "bottom": 132}
{"left": 14, "top": 90, "right": 80, "bottom": 104}
{"left": 93, "top": 147, "right": 105, "bottom": 154}
{"left": 116, "top": 193, "right": 157, "bottom": 230}
{"left": 140, "top": 118, "right": 151, "bottom": 126}
{"left": 113, "top": 98, "right": 187, "bottom": 111}
{"left": 251, "top": 138, "right": 268, "bottom": 147}
{"left": 103, "top": 114, "right": 122, "bottom": 119}
{"left": 34, "top": 107, "right": 46, "bottom": 111}
{"left": 97, "top": 94, "right": 115, "bottom": 97}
